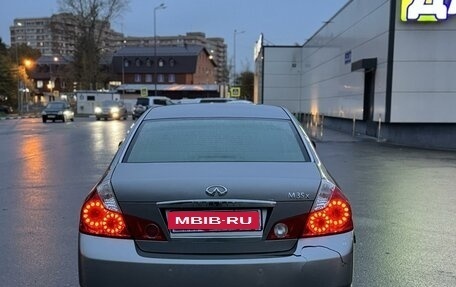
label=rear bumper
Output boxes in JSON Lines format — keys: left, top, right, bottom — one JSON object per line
{"left": 42, "top": 114, "right": 64, "bottom": 120}
{"left": 79, "top": 232, "right": 353, "bottom": 287}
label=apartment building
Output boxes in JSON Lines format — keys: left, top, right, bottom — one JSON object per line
{"left": 10, "top": 15, "right": 228, "bottom": 85}
{"left": 10, "top": 13, "right": 123, "bottom": 56}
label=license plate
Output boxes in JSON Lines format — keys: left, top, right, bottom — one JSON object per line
{"left": 167, "top": 210, "right": 261, "bottom": 232}
{"left": 47, "top": 115, "right": 55, "bottom": 118}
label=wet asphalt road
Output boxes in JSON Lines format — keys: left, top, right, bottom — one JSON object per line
{"left": 313, "top": 129, "right": 456, "bottom": 286}
{"left": 0, "top": 117, "right": 455, "bottom": 287}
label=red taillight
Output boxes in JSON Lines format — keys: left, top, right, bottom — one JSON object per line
{"left": 301, "top": 187, "right": 353, "bottom": 237}
{"left": 267, "top": 182, "right": 353, "bottom": 240}
{"left": 80, "top": 191, "right": 130, "bottom": 238}
{"left": 79, "top": 188, "right": 167, "bottom": 241}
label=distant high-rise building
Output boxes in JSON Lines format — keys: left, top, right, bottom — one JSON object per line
{"left": 10, "top": 13, "right": 123, "bottom": 56}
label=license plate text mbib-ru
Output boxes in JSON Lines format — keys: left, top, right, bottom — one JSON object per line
{"left": 167, "top": 210, "right": 261, "bottom": 231}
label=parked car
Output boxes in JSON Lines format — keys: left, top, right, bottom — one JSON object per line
{"left": 198, "top": 97, "right": 237, "bottom": 103}
{"left": 176, "top": 98, "right": 249, "bottom": 104}
{"left": 78, "top": 103, "right": 354, "bottom": 287}
{"left": 227, "top": 99, "right": 253, "bottom": 104}
{"left": 0, "top": 105, "right": 13, "bottom": 114}
{"left": 131, "top": 96, "right": 173, "bottom": 120}
{"left": 41, "top": 101, "right": 74, "bottom": 123}
{"left": 174, "top": 98, "right": 201, "bottom": 104}
{"left": 94, "top": 100, "right": 128, "bottom": 120}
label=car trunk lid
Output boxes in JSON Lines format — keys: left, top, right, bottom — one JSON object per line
{"left": 111, "top": 162, "right": 321, "bottom": 255}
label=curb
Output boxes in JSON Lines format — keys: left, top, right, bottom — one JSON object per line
{"left": 0, "top": 114, "right": 41, "bottom": 120}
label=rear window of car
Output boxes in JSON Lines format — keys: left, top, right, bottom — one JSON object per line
{"left": 47, "top": 102, "right": 65, "bottom": 109}
{"left": 152, "top": 99, "right": 167, "bottom": 105}
{"left": 136, "top": 98, "right": 149, "bottom": 106}
{"left": 199, "top": 98, "right": 231, "bottom": 103}
{"left": 124, "top": 119, "right": 309, "bottom": 162}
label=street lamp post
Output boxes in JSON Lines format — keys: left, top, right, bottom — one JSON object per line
{"left": 154, "top": 3, "right": 166, "bottom": 97}
{"left": 48, "top": 56, "right": 59, "bottom": 101}
{"left": 233, "top": 29, "right": 245, "bottom": 86}
{"left": 23, "top": 59, "right": 33, "bottom": 112}
{"left": 15, "top": 44, "right": 21, "bottom": 114}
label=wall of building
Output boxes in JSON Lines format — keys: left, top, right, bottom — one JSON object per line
{"left": 257, "top": 0, "right": 456, "bottom": 149}
{"left": 301, "top": 0, "right": 391, "bottom": 121}
{"left": 391, "top": 0, "right": 456, "bottom": 123}
{"left": 261, "top": 0, "right": 392, "bottom": 121}
{"left": 193, "top": 52, "right": 217, "bottom": 84}
{"left": 262, "top": 47, "right": 302, "bottom": 113}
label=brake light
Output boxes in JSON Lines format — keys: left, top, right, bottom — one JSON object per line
{"left": 301, "top": 184, "right": 353, "bottom": 237}
{"left": 79, "top": 180, "right": 167, "bottom": 241}
{"left": 80, "top": 190, "right": 130, "bottom": 238}
{"left": 267, "top": 179, "right": 353, "bottom": 239}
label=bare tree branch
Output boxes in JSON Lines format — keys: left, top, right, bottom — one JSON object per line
{"left": 57, "top": 0, "right": 129, "bottom": 89}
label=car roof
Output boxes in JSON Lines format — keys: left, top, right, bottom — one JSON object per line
{"left": 143, "top": 103, "right": 290, "bottom": 120}
{"left": 142, "top": 96, "right": 170, "bottom": 100}
{"left": 198, "top": 97, "right": 236, "bottom": 102}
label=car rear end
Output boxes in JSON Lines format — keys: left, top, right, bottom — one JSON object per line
{"left": 132, "top": 98, "right": 153, "bottom": 120}
{"left": 41, "top": 102, "right": 67, "bottom": 122}
{"left": 79, "top": 104, "right": 354, "bottom": 287}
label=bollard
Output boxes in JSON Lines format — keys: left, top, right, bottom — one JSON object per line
{"left": 320, "top": 114, "right": 324, "bottom": 139}
{"left": 352, "top": 116, "right": 356, "bottom": 137}
{"left": 377, "top": 114, "right": 382, "bottom": 142}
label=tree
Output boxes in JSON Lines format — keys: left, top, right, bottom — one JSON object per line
{"left": 59, "top": 0, "right": 129, "bottom": 90}
{"left": 235, "top": 70, "right": 254, "bottom": 102}
{"left": 7, "top": 43, "right": 41, "bottom": 64}
{"left": 8, "top": 43, "right": 41, "bottom": 75}
{"left": 6, "top": 44, "right": 41, "bottom": 102}
{"left": 0, "top": 38, "right": 17, "bottom": 107}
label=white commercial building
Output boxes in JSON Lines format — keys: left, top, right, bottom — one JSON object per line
{"left": 255, "top": 0, "right": 456, "bottom": 149}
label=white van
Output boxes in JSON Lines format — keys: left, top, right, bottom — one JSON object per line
{"left": 131, "top": 96, "right": 174, "bottom": 120}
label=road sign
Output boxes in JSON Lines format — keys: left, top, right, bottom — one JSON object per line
{"left": 140, "top": 87, "right": 148, "bottom": 97}
{"left": 230, "top": 87, "right": 241, "bottom": 98}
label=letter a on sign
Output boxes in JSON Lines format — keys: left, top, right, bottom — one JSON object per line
{"left": 402, "top": 0, "right": 448, "bottom": 22}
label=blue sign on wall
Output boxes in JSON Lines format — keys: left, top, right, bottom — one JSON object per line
{"left": 344, "top": 51, "right": 352, "bottom": 64}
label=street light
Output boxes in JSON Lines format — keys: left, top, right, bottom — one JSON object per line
{"left": 233, "top": 29, "right": 245, "bottom": 86}
{"left": 48, "top": 56, "right": 59, "bottom": 101}
{"left": 24, "top": 59, "right": 33, "bottom": 68}
{"left": 154, "top": 3, "right": 166, "bottom": 97}
{"left": 15, "top": 45, "right": 21, "bottom": 114}
{"left": 23, "top": 58, "right": 33, "bottom": 112}
{"left": 15, "top": 22, "right": 23, "bottom": 113}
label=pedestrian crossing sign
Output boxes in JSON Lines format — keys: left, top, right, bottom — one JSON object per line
{"left": 230, "top": 87, "right": 241, "bottom": 98}
{"left": 141, "top": 87, "right": 148, "bottom": 97}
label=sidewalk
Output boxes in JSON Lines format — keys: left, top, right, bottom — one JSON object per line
{"left": 0, "top": 113, "right": 41, "bottom": 120}
{"left": 305, "top": 125, "right": 360, "bottom": 142}
{"left": 305, "top": 126, "right": 382, "bottom": 144}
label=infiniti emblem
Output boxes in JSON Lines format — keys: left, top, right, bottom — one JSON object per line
{"left": 205, "top": 185, "right": 228, "bottom": 196}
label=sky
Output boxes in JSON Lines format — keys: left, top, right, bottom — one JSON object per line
{"left": 0, "top": 0, "right": 348, "bottom": 70}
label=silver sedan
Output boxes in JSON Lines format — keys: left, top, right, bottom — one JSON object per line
{"left": 78, "top": 103, "right": 354, "bottom": 287}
